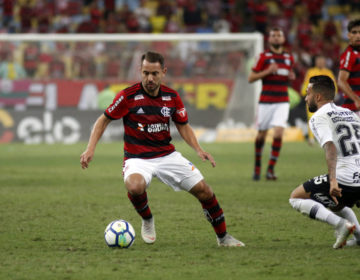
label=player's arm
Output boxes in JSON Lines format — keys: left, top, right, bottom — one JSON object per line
{"left": 323, "top": 141, "right": 341, "bottom": 204}
{"left": 175, "top": 123, "right": 216, "bottom": 167}
{"left": 248, "top": 64, "right": 278, "bottom": 83}
{"left": 80, "top": 114, "right": 112, "bottom": 169}
{"left": 338, "top": 69, "right": 360, "bottom": 110}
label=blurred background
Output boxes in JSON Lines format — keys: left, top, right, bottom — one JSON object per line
{"left": 0, "top": 0, "right": 358, "bottom": 144}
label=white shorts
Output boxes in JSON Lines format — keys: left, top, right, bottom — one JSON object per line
{"left": 123, "top": 151, "right": 204, "bottom": 192}
{"left": 256, "top": 103, "right": 290, "bottom": 131}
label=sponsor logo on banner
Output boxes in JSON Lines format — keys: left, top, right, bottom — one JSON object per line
{"left": 17, "top": 111, "right": 81, "bottom": 144}
{"left": 0, "top": 109, "right": 14, "bottom": 143}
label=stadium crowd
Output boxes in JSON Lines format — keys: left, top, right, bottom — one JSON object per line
{"left": 0, "top": 0, "right": 359, "bottom": 92}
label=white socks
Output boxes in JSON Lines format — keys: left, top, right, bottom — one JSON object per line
{"left": 335, "top": 206, "right": 360, "bottom": 240}
{"left": 289, "top": 198, "right": 342, "bottom": 227}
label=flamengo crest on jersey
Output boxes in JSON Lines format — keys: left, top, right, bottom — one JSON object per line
{"left": 104, "top": 83, "right": 188, "bottom": 160}
{"left": 252, "top": 51, "right": 294, "bottom": 104}
{"left": 310, "top": 103, "right": 360, "bottom": 186}
{"left": 340, "top": 45, "right": 360, "bottom": 111}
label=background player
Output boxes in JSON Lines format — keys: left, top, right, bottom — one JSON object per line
{"left": 80, "top": 51, "right": 245, "bottom": 247}
{"left": 248, "top": 27, "right": 295, "bottom": 180}
{"left": 289, "top": 75, "right": 360, "bottom": 249}
{"left": 338, "top": 19, "right": 360, "bottom": 114}
{"left": 301, "top": 54, "right": 337, "bottom": 145}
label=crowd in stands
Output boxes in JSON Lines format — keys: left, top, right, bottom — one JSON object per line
{"left": 0, "top": 0, "right": 360, "bottom": 92}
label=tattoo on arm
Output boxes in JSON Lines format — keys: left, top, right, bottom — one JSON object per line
{"left": 324, "top": 141, "right": 337, "bottom": 180}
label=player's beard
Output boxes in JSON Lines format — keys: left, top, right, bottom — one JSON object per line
{"left": 144, "top": 82, "right": 160, "bottom": 94}
{"left": 308, "top": 101, "right": 318, "bottom": 113}
{"left": 271, "top": 44, "right": 282, "bottom": 50}
{"left": 351, "top": 43, "right": 360, "bottom": 51}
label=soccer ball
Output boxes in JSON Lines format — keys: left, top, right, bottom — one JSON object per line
{"left": 104, "top": 220, "right": 135, "bottom": 248}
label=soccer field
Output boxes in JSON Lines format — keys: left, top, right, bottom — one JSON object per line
{"left": 1, "top": 142, "right": 359, "bottom": 280}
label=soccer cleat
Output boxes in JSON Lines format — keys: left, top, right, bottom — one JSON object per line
{"left": 253, "top": 173, "right": 260, "bottom": 181}
{"left": 141, "top": 217, "right": 156, "bottom": 244}
{"left": 333, "top": 221, "right": 356, "bottom": 249}
{"left": 345, "top": 237, "right": 360, "bottom": 247}
{"left": 266, "top": 171, "right": 277, "bottom": 180}
{"left": 217, "top": 233, "right": 245, "bottom": 247}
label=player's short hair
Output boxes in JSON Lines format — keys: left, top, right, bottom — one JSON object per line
{"left": 309, "top": 75, "right": 335, "bottom": 100}
{"left": 347, "top": 19, "right": 360, "bottom": 32}
{"left": 141, "top": 51, "right": 165, "bottom": 68}
{"left": 268, "top": 27, "right": 284, "bottom": 36}
{"left": 269, "top": 27, "right": 283, "bottom": 33}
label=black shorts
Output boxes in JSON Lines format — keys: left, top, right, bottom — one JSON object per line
{"left": 303, "top": 174, "right": 360, "bottom": 208}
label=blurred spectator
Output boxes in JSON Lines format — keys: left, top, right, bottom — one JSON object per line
{"left": 0, "top": 53, "right": 27, "bottom": 80}
{"left": 19, "top": 0, "right": 35, "bottom": 33}
{"left": 182, "top": 0, "right": 203, "bottom": 32}
{"left": 300, "top": 54, "right": 337, "bottom": 144}
{"left": 156, "top": 0, "right": 174, "bottom": 20}
{"left": 0, "top": 0, "right": 352, "bottom": 86}
{"left": 253, "top": 0, "right": 268, "bottom": 34}
{"left": 2, "top": 0, "right": 15, "bottom": 30}
{"left": 323, "top": 16, "right": 339, "bottom": 40}
{"left": 304, "top": 0, "right": 324, "bottom": 26}
{"left": 23, "top": 43, "right": 40, "bottom": 77}
{"left": 134, "top": 0, "right": 152, "bottom": 32}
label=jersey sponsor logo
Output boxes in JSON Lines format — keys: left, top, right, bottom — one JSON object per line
{"left": 327, "top": 110, "right": 353, "bottom": 117}
{"left": 137, "top": 123, "right": 145, "bottom": 131}
{"left": 146, "top": 123, "right": 169, "bottom": 133}
{"left": 160, "top": 106, "right": 171, "bottom": 117}
{"left": 344, "top": 51, "right": 351, "bottom": 68}
{"left": 353, "top": 172, "right": 360, "bottom": 183}
{"left": 176, "top": 108, "right": 186, "bottom": 118}
{"left": 162, "top": 96, "right": 171, "bottom": 101}
{"left": 276, "top": 69, "right": 289, "bottom": 76}
{"left": 312, "top": 193, "right": 337, "bottom": 208}
{"left": 136, "top": 107, "right": 145, "bottom": 114}
{"left": 137, "top": 122, "right": 169, "bottom": 133}
{"left": 188, "top": 162, "right": 195, "bottom": 171}
{"left": 134, "top": 94, "right": 144, "bottom": 100}
{"left": 108, "top": 95, "right": 124, "bottom": 113}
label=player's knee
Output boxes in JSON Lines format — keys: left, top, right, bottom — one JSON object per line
{"left": 290, "top": 184, "right": 305, "bottom": 199}
{"left": 190, "top": 181, "right": 213, "bottom": 201}
{"left": 289, "top": 198, "right": 301, "bottom": 211}
{"left": 125, "top": 174, "right": 146, "bottom": 195}
{"left": 289, "top": 198, "right": 317, "bottom": 217}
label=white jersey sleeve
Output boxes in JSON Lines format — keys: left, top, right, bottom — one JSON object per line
{"left": 309, "top": 114, "right": 333, "bottom": 147}
{"left": 309, "top": 103, "right": 360, "bottom": 186}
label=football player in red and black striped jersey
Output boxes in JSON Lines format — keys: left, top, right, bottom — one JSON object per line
{"left": 80, "top": 51, "right": 244, "bottom": 247}
{"left": 248, "top": 27, "right": 295, "bottom": 181}
{"left": 338, "top": 19, "right": 360, "bottom": 114}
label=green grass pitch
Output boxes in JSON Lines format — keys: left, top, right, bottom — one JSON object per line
{"left": 1, "top": 141, "right": 360, "bottom": 280}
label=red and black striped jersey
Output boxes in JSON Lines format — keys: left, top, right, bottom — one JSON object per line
{"left": 104, "top": 83, "right": 188, "bottom": 160}
{"left": 340, "top": 45, "right": 360, "bottom": 111}
{"left": 252, "top": 50, "right": 294, "bottom": 103}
